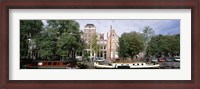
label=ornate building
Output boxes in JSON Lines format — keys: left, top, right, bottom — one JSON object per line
{"left": 97, "top": 33, "right": 107, "bottom": 59}
{"left": 83, "top": 24, "right": 96, "bottom": 58}
{"left": 106, "top": 26, "right": 119, "bottom": 61}
{"left": 82, "top": 24, "right": 118, "bottom": 61}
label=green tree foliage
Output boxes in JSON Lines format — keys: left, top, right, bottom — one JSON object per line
{"left": 147, "top": 34, "right": 180, "bottom": 57}
{"left": 83, "top": 52, "right": 90, "bottom": 61}
{"left": 20, "top": 20, "right": 43, "bottom": 58}
{"left": 119, "top": 32, "right": 145, "bottom": 59}
{"left": 91, "top": 34, "right": 99, "bottom": 60}
{"left": 37, "top": 20, "right": 84, "bottom": 60}
{"left": 37, "top": 28, "right": 58, "bottom": 59}
{"left": 143, "top": 26, "right": 155, "bottom": 43}
{"left": 142, "top": 26, "right": 155, "bottom": 57}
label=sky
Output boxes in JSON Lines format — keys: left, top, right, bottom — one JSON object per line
{"left": 42, "top": 20, "right": 180, "bottom": 38}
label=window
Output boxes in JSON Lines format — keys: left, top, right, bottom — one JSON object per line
{"left": 43, "top": 62, "right": 47, "bottom": 65}
{"left": 48, "top": 62, "right": 51, "bottom": 65}
{"left": 53, "top": 62, "right": 57, "bottom": 65}
{"left": 63, "top": 62, "right": 67, "bottom": 65}
{"left": 59, "top": 62, "right": 63, "bottom": 65}
{"left": 100, "top": 36, "right": 104, "bottom": 39}
{"left": 100, "top": 51, "right": 103, "bottom": 57}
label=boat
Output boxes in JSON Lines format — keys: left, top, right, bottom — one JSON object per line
{"left": 38, "top": 61, "right": 78, "bottom": 69}
{"left": 94, "top": 62, "right": 114, "bottom": 69}
{"left": 37, "top": 61, "right": 68, "bottom": 69}
{"left": 94, "top": 61, "right": 160, "bottom": 69}
{"left": 24, "top": 60, "right": 77, "bottom": 69}
{"left": 23, "top": 61, "right": 38, "bottom": 69}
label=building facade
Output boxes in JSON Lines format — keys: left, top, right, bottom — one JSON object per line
{"left": 82, "top": 24, "right": 119, "bottom": 61}
{"left": 97, "top": 33, "right": 107, "bottom": 59}
{"left": 106, "top": 26, "right": 119, "bottom": 61}
{"left": 83, "top": 24, "right": 96, "bottom": 58}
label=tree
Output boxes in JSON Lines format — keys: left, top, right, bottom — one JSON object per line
{"left": 37, "top": 20, "right": 84, "bottom": 60}
{"left": 20, "top": 20, "right": 43, "bottom": 59}
{"left": 119, "top": 32, "right": 145, "bottom": 59}
{"left": 165, "top": 34, "right": 180, "bottom": 56}
{"left": 143, "top": 26, "right": 155, "bottom": 43}
{"left": 83, "top": 52, "right": 90, "bottom": 62}
{"left": 143, "top": 26, "right": 155, "bottom": 57}
{"left": 146, "top": 34, "right": 180, "bottom": 57}
{"left": 91, "top": 34, "right": 99, "bottom": 60}
{"left": 37, "top": 27, "right": 58, "bottom": 60}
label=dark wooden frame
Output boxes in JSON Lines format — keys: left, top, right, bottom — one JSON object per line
{"left": 0, "top": 0, "right": 199, "bottom": 89}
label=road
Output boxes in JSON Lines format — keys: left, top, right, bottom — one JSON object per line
{"left": 159, "top": 61, "right": 180, "bottom": 69}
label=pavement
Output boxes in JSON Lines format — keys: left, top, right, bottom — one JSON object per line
{"left": 159, "top": 61, "right": 180, "bottom": 69}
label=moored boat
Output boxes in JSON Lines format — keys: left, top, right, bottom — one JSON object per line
{"left": 24, "top": 61, "right": 77, "bottom": 69}
{"left": 37, "top": 61, "right": 67, "bottom": 69}
{"left": 94, "top": 62, "right": 114, "bottom": 69}
{"left": 94, "top": 61, "right": 160, "bottom": 69}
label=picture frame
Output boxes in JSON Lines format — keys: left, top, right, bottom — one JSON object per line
{"left": 0, "top": 0, "right": 199, "bottom": 89}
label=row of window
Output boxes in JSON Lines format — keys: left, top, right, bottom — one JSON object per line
{"left": 84, "top": 30, "right": 95, "bottom": 34}
{"left": 84, "top": 51, "right": 107, "bottom": 56}
{"left": 85, "top": 45, "right": 107, "bottom": 49}
{"left": 42, "top": 62, "right": 64, "bottom": 66}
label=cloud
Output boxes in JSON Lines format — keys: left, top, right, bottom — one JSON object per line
{"left": 41, "top": 19, "right": 180, "bottom": 38}
{"left": 42, "top": 20, "right": 180, "bottom": 38}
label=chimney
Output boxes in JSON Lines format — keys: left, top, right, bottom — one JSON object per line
{"left": 110, "top": 25, "right": 112, "bottom": 30}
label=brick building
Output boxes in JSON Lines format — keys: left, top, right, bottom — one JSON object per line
{"left": 82, "top": 24, "right": 119, "bottom": 61}
{"left": 106, "top": 26, "right": 119, "bottom": 61}
{"left": 83, "top": 24, "right": 96, "bottom": 58}
{"left": 97, "top": 33, "right": 107, "bottom": 59}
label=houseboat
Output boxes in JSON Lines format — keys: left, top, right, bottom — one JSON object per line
{"left": 37, "top": 61, "right": 68, "bottom": 69}
{"left": 94, "top": 61, "right": 160, "bottom": 69}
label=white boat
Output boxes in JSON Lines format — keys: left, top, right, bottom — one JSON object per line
{"left": 94, "top": 61, "right": 160, "bottom": 69}
{"left": 94, "top": 62, "right": 114, "bottom": 68}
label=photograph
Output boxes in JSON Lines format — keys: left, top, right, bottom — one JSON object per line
{"left": 20, "top": 20, "right": 180, "bottom": 69}
{"left": 1, "top": 0, "right": 199, "bottom": 88}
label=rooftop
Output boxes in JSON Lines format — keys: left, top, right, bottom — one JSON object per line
{"left": 85, "top": 24, "right": 95, "bottom": 28}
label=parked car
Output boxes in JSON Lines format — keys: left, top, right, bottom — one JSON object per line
{"left": 143, "top": 57, "right": 149, "bottom": 62}
{"left": 165, "top": 57, "right": 174, "bottom": 62}
{"left": 174, "top": 56, "right": 180, "bottom": 62}
{"left": 93, "top": 57, "right": 105, "bottom": 61}
{"left": 158, "top": 57, "right": 165, "bottom": 62}
{"left": 151, "top": 57, "right": 158, "bottom": 62}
